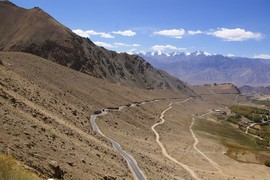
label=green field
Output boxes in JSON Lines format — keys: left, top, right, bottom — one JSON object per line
{"left": 230, "top": 105, "right": 269, "bottom": 123}
{"left": 193, "top": 118, "right": 270, "bottom": 166}
{"left": 193, "top": 118, "right": 258, "bottom": 149}
{"left": 228, "top": 105, "right": 270, "bottom": 141}
{"left": 252, "top": 100, "right": 270, "bottom": 108}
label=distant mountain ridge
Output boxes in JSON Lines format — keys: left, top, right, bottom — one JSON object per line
{"left": 239, "top": 85, "right": 270, "bottom": 95}
{"left": 138, "top": 51, "right": 270, "bottom": 86}
{"left": 139, "top": 50, "right": 212, "bottom": 57}
{"left": 0, "top": 1, "right": 195, "bottom": 94}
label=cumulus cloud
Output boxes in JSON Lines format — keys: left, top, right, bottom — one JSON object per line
{"left": 152, "top": 45, "right": 186, "bottom": 51}
{"left": 72, "top": 29, "right": 89, "bottom": 38}
{"left": 226, "top": 54, "right": 235, "bottom": 57}
{"left": 188, "top": 30, "right": 203, "bottom": 35}
{"left": 208, "top": 28, "right": 262, "bottom": 41}
{"left": 94, "top": 41, "right": 114, "bottom": 48}
{"left": 72, "top": 29, "right": 114, "bottom": 38}
{"left": 154, "top": 29, "right": 185, "bottom": 39}
{"left": 112, "top": 30, "right": 136, "bottom": 36}
{"left": 132, "top": 44, "right": 140, "bottom": 47}
{"left": 254, "top": 54, "right": 270, "bottom": 59}
{"left": 114, "top": 42, "right": 140, "bottom": 47}
{"left": 87, "top": 30, "right": 114, "bottom": 38}
{"left": 126, "top": 48, "right": 137, "bottom": 55}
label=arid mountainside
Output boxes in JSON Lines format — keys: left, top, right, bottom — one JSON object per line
{"left": 0, "top": 1, "right": 193, "bottom": 93}
{"left": 0, "top": 51, "right": 187, "bottom": 179}
{"left": 1, "top": 52, "right": 270, "bottom": 180}
{"left": 1, "top": 2, "right": 270, "bottom": 180}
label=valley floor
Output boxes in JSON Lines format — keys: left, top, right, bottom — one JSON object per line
{"left": 97, "top": 94, "right": 270, "bottom": 180}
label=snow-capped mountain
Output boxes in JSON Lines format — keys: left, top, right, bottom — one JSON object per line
{"left": 138, "top": 50, "right": 211, "bottom": 58}
{"left": 138, "top": 51, "right": 270, "bottom": 86}
{"left": 137, "top": 50, "right": 214, "bottom": 65}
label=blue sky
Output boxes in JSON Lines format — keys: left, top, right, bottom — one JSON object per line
{"left": 12, "top": 0, "right": 270, "bottom": 58}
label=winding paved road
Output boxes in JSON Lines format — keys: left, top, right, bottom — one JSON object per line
{"left": 90, "top": 96, "right": 253, "bottom": 179}
{"left": 90, "top": 99, "right": 165, "bottom": 180}
{"left": 90, "top": 105, "right": 147, "bottom": 180}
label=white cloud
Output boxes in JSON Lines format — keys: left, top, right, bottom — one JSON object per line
{"left": 226, "top": 54, "right": 235, "bottom": 57}
{"left": 72, "top": 29, "right": 89, "bottom": 38}
{"left": 152, "top": 45, "right": 186, "bottom": 51}
{"left": 94, "top": 41, "right": 114, "bottom": 48}
{"left": 114, "top": 42, "right": 127, "bottom": 46}
{"left": 100, "top": 33, "right": 114, "bottom": 38}
{"left": 154, "top": 29, "right": 185, "bottom": 39}
{"left": 112, "top": 30, "right": 136, "bottom": 36}
{"left": 85, "top": 30, "right": 114, "bottom": 38}
{"left": 72, "top": 29, "right": 114, "bottom": 38}
{"left": 126, "top": 48, "right": 137, "bottom": 55}
{"left": 254, "top": 54, "right": 270, "bottom": 59}
{"left": 188, "top": 30, "right": 203, "bottom": 35}
{"left": 114, "top": 42, "right": 140, "bottom": 47}
{"left": 208, "top": 28, "right": 262, "bottom": 41}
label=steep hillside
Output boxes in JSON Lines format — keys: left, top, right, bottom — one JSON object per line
{"left": 139, "top": 51, "right": 270, "bottom": 86}
{"left": 0, "top": 51, "right": 187, "bottom": 179}
{"left": 2, "top": 52, "right": 269, "bottom": 180}
{"left": 0, "top": 1, "right": 194, "bottom": 94}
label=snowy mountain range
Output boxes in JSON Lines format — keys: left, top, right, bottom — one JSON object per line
{"left": 138, "top": 50, "right": 211, "bottom": 57}
{"left": 138, "top": 51, "right": 270, "bottom": 86}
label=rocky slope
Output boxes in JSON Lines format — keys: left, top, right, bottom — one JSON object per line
{"left": 0, "top": 1, "right": 194, "bottom": 94}
{"left": 0, "top": 51, "right": 187, "bottom": 179}
{"left": 2, "top": 52, "right": 268, "bottom": 180}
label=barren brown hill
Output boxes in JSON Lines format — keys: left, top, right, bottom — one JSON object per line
{"left": 1, "top": 52, "right": 270, "bottom": 180}
{"left": 0, "top": 1, "right": 194, "bottom": 94}
{"left": 0, "top": 51, "right": 188, "bottom": 179}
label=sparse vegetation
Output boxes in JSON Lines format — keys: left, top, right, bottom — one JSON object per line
{"left": 228, "top": 105, "right": 270, "bottom": 148}
{"left": 227, "top": 115, "right": 241, "bottom": 124}
{"left": 230, "top": 105, "right": 270, "bottom": 120}
{"left": 265, "top": 160, "right": 270, "bottom": 167}
{"left": 256, "top": 138, "right": 269, "bottom": 147}
{"left": 194, "top": 118, "right": 270, "bottom": 165}
{"left": 193, "top": 119, "right": 257, "bottom": 149}
{"left": 259, "top": 125, "right": 270, "bottom": 142}
{"left": 0, "top": 155, "right": 40, "bottom": 180}
{"left": 252, "top": 100, "right": 270, "bottom": 108}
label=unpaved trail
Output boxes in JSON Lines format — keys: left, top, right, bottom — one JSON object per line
{"left": 245, "top": 123, "right": 264, "bottom": 140}
{"left": 190, "top": 116, "right": 222, "bottom": 172}
{"left": 90, "top": 99, "right": 178, "bottom": 180}
{"left": 245, "top": 123, "right": 256, "bottom": 134}
{"left": 191, "top": 111, "right": 251, "bottom": 180}
{"left": 235, "top": 94, "right": 240, "bottom": 103}
{"left": 151, "top": 98, "right": 200, "bottom": 180}
{"left": 153, "top": 101, "right": 250, "bottom": 180}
